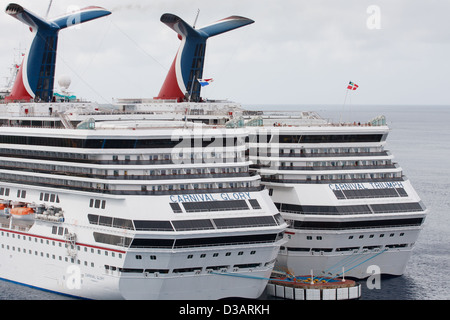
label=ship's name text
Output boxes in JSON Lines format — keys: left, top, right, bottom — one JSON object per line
{"left": 170, "top": 192, "right": 251, "bottom": 203}
{"left": 328, "top": 181, "right": 404, "bottom": 191}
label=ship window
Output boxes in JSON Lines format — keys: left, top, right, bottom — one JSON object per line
{"left": 287, "top": 247, "right": 310, "bottom": 252}
{"left": 52, "top": 226, "right": 57, "bottom": 234}
{"left": 50, "top": 194, "right": 55, "bottom": 202}
{"left": 130, "top": 238, "right": 174, "bottom": 248}
{"left": 170, "top": 203, "right": 182, "bottom": 213}
{"left": 396, "top": 188, "right": 408, "bottom": 197}
{"left": 293, "top": 218, "right": 424, "bottom": 230}
{"left": 213, "top": 216, "right": 277, "bottom": 229}
{"left": 370, "top": 202, "right": 424, "bottom": 213}
{"left": 93, "top": 232, "right": 132, "bottom": 247}
{"left": 112, "top": 217, "right": 134, "bottom": 230}
{"left": 173, "top": 233, "right": 278, "bottom": 248}
{"left": 133, "top": 220, "right": 174, "bottom": 231}
{"left": 145, "top": 269, "right": 168, "bottom": 274}
{"left": 172, "top": 219, "right": 214, "bottom": 231}
{"left": 88, "top": 214, "right": 99, "bottom": 225}
{"left": 99, "top": 215, "right": 113, "bottom": 226}
{"left": 248, "top": 199, "right": 261, "bottom": 210}
{"left": 182, "top": 200, "right": 248, "bottom": 212}
{"left": 94, "top": 200, "right": 101, "bottom": 208}
{"left": 101, "top": 200, "right": 106, "bottom": 209}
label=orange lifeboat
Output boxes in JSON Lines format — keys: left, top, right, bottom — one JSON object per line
{"left": 0, "top": 203, "right": 8, "bottom": 216}
{"left": 11, "top": 207, "right": 35, "bottom": 220}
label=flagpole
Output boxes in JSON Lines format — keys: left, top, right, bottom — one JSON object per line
{"left": 339, "top": 87, "right": 349, "bottom": 124}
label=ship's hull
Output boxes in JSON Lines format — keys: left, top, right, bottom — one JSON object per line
{"left": 276, "top": 227, "right": 421, "bottom": 279}
{"left": 0, "top": 235, "right": 279, "bottom": 299}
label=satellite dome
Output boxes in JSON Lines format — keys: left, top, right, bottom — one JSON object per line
{"left": 58, "top": 75, "right": 71, "bottom": 89}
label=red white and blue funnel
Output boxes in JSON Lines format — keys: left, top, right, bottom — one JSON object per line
{"left": 4, "top": 3, "right": 111, "bottom": 102}
{"left": 156, "top": 14, "right": 254, "bottom": 102}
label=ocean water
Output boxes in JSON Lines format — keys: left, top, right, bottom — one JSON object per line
{"left": 0, "top": 104, "right": 448, "bottom": 300}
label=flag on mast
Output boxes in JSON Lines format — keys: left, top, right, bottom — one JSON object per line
{"left": 347, "top": 81, "right": 359, "bottom": 90}
{"left": 198, "top": 78, "right": 214, "bottom": 87}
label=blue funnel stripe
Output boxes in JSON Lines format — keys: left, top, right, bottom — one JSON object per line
{"left": 29, "top": 30, "right": 59, "bottom": 101}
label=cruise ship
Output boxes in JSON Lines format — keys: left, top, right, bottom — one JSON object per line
{"left": 246, "top": 115, "right": 427, "bottom": 279}
{"left": 0, "top": 4, "right": 286, "bottom": 299}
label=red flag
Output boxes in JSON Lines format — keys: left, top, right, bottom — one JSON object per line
{"left": 347, "top": 81, "right": 359, "bottom": 90}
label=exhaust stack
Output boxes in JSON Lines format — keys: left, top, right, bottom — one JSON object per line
{"left": 156, "top": 13, "right": 254, "bottom": 102}
{"left": 5, "top": 3, "right": 111, "bottom": 102}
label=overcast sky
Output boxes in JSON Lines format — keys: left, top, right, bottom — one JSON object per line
{"left": 1, "top": 0, "right": 449, "bottom": 106}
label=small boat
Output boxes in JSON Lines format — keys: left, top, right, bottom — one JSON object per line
{"left": 0, "top": 203, "right": 11, "bottom": 216}
{"left": 10, "top": 207, "right": 35, "bottom": 220}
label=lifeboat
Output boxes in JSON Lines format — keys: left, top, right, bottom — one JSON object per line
{"left": 10, "top": 207, "right": 35, "bottom": 220}
{"left": 0, "top": 203, "right": 10, "bottom": 216}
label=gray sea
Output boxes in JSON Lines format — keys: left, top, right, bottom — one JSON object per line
{"left": 0, "top": 104, "right": 448, "bottom": 300}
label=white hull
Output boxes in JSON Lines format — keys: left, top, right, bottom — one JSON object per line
{"left": 277, "top": 242, "right": 413, "bottom": 279}
{"left": 0, "top": 179, "right": 284, "bottom": 299}
{"left": 0, "top": 234, "right": 278, "bottom": 299}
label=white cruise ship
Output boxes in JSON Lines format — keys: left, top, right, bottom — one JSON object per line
{"left": 246, "top": 113, "right": 427, "bottom": 279}
{"left": 0, "top": 4, "right": 286, "bottom": 299}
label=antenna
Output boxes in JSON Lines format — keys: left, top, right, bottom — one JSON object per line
{"left": 45, "top": 0, "right": 53, "bottom": 18}
{"left": 192, "top": 9, "right": 200, "bottom": 29}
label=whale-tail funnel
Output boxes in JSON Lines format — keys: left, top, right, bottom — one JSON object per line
{"left": 5, "top": 3, "right": 111, "bottom": 102}
{"left": 156, "top": 13, "right": 254, "bottom": 102}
